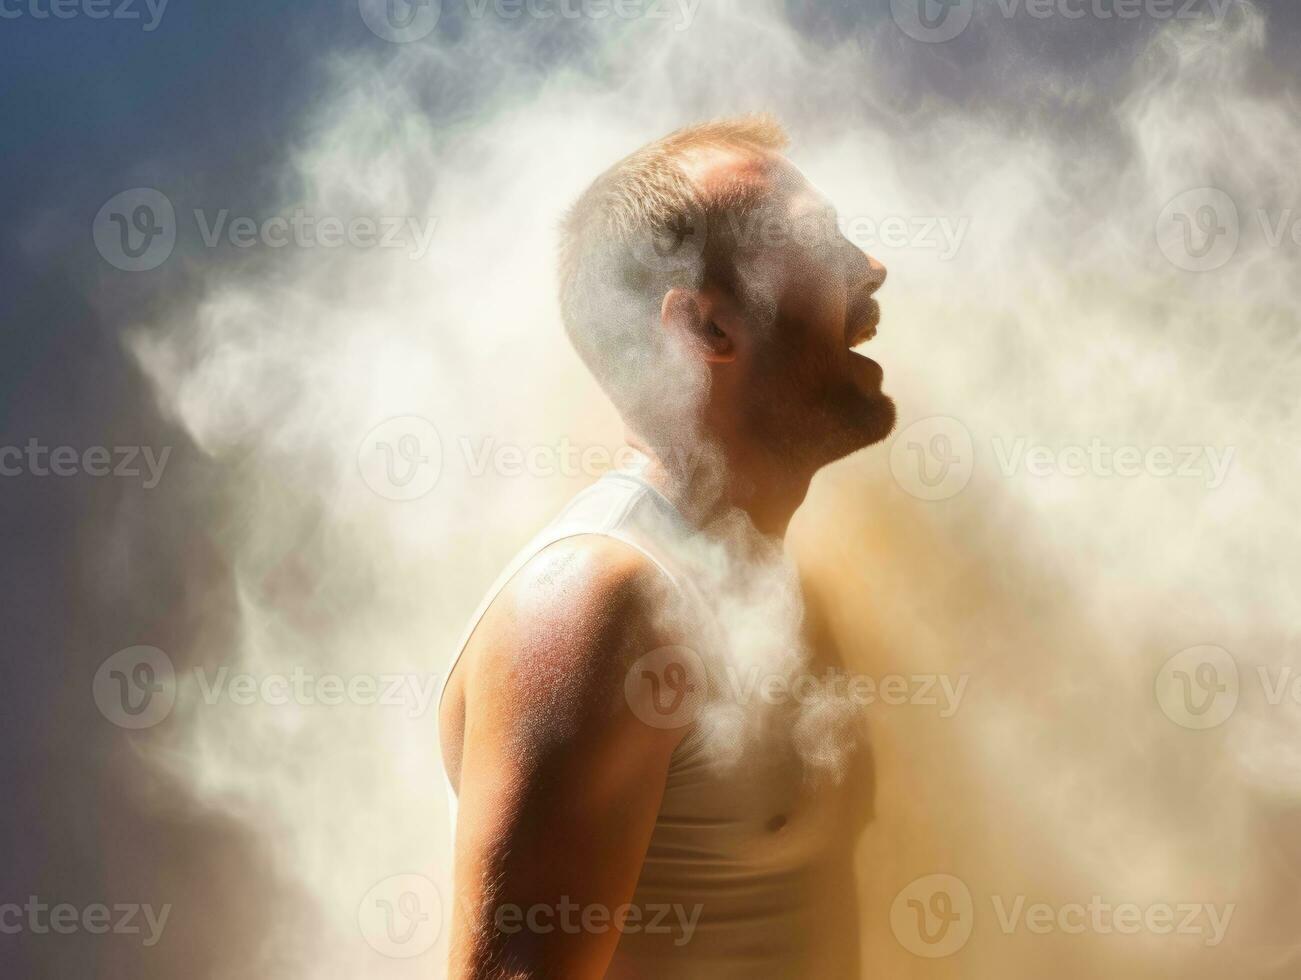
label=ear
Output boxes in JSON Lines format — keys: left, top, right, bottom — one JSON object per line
{"left": 660, "top": 287, "right": 736, "bottom": 363}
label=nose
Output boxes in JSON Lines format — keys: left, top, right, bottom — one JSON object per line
{"left": 864, "top": 253, "right": 887, "bottom": 292}
{"left": 845, "top": 241, "right": 887, "bottom": 296}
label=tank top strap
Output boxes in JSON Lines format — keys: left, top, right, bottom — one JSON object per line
{"left": 436, "top": 470, "right": 701, "bottom": 721}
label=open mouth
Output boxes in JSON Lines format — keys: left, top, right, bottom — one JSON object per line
{"left": 846, "top": 294, "right": 884, "bottom": 390}
{"left": 846, "top": 297, "right": 881, "bottom": 348}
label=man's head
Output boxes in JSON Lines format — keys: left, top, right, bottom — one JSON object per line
{"left": 559, "top": 115, "right": 894, "bottom": 485}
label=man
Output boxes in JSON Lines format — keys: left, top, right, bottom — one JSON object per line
{"left": 437, "top": 115, "right": 892, "bottom": 978}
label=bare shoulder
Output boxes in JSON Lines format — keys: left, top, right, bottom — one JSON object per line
{"left": 440, "top": 534, "right": 685, "bottom": 787}
{"left": 469, "top": 534, "right": 678, "bottom": 711}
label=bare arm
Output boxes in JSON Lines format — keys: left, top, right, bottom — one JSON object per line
{"left": 447, "top": 537, "right": 687, "bottom": 979}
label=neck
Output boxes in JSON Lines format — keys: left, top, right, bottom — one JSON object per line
{"left": 622, "top": 433, "right": 812, "bottom": 540}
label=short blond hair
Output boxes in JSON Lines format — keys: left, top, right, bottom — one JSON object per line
{"left": 558, "top": 115, "right": 790, "bottom": 432}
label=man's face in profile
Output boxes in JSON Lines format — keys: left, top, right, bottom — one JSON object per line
{"left": 700, "top": 152, "right": 896, "bottom": 475}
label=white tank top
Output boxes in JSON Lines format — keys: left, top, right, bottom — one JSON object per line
{"left": 438, "top": 471, "right": 862, "bottom": 978}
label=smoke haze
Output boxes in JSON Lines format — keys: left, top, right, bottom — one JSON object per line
{"left": 4, "top": 0, "right": 1300, "bottom": 976}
